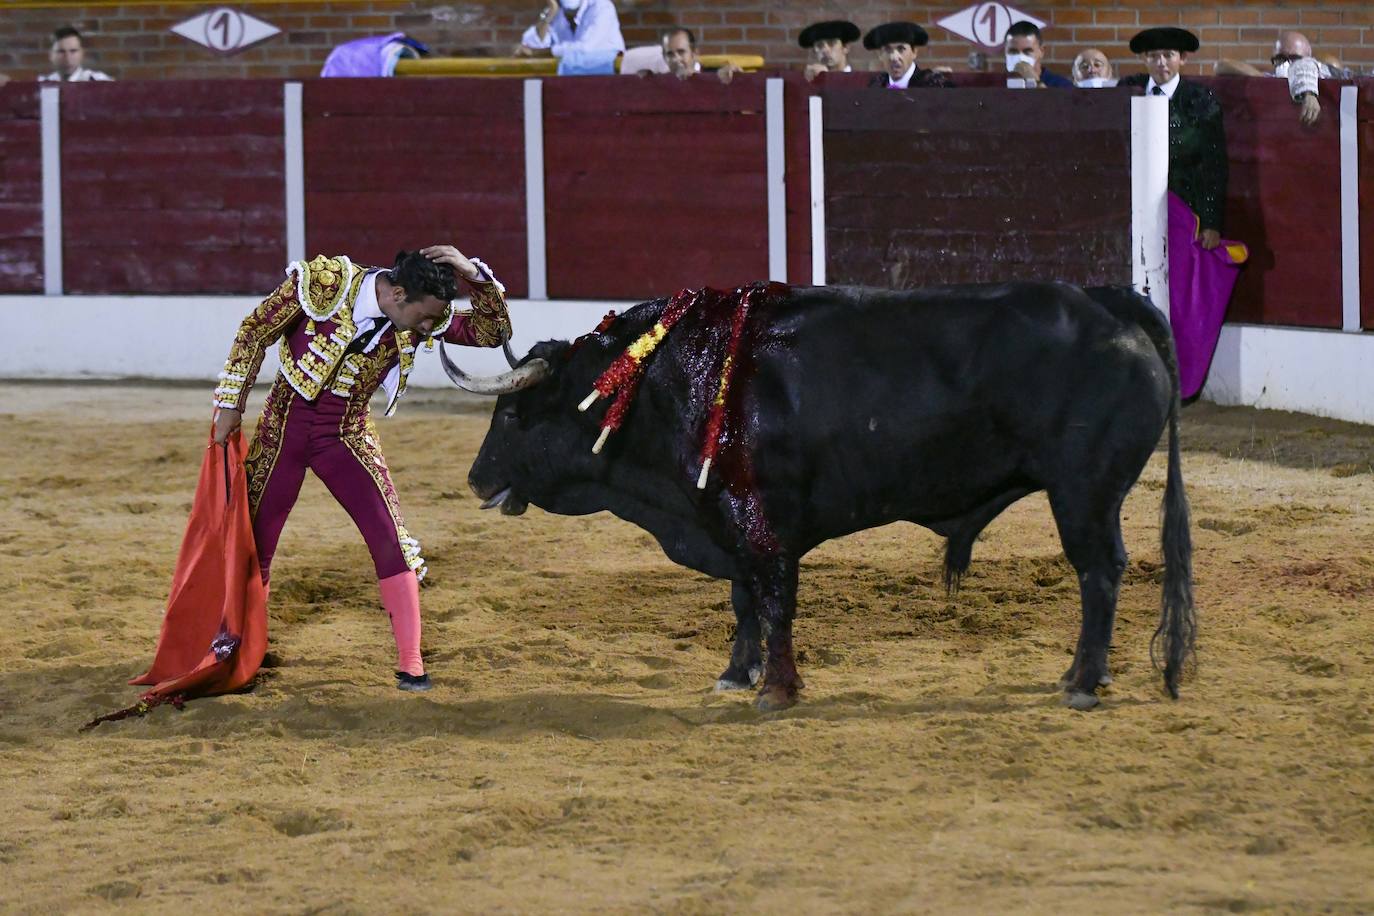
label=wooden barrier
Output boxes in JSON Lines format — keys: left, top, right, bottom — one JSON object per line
{"left": 542, "top": 74, "right": 775, "bottom": 297}
{"left": 821, "top": 85, "right": 1135, "bottom": 289}
{"left": 0, "top": 75, "right": 1367, "bottom": 334}
{"left": 1202, "top": 76, "right": 1346, "bottom": 328}
{"left": 302, "top": 78, "right": 528, "bottom": 297}
{"left": 0, "top": 85, "right": 43, "bottom": 293}
{"left": 59, "top": 81, "right": 285, "bottom": 295}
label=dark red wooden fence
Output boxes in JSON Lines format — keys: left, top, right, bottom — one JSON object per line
{"left": 1203, "top": 76, "right": 1346, "bottom": 328}
{"left": 542, "top": 75, "right": 771, "bottom": 297}
{"left": 59, "top": 81, "right": 285, "bottom": 294}
{"left": 302, "top": 78, "right": 528, "bottom": 296}
{"left": 0, "top": 75, "right": 1368, "bottom": 334}
{"left": 0, "top": 84, "right": 42, "bottom": 293}
{"left": 821, "top": 84, "right": 1135, "bottom": 289}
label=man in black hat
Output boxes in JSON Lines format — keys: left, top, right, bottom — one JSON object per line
{"left": 1119, "top": 27, "right": 1227, "bottom": 250}
{"left": 863, "top": 22, "right": 952, "bottom": 89}
{"left": 799, "top": 20, "right": 860, "bottom": 81}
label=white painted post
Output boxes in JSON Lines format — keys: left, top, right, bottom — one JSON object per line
{"left": 766, "top": 77, "right": 787, "bottom": 283}
{"left": 283, "top": 82, "right": 305, "bottom": 264}
{"left": 524, "top": 79, "right": 548, "bottom": 300}
{"left": 1340, "top": 85, "right": 1361, "bottom": 333}
{"left": 40, "top": 84, "right": 62, "bottom": 295}
{"left": 1130, "top": 94, "right": 1170, "bottom": 316}
{"left": 808, "top": 94, "right": 826, "bottom": 287}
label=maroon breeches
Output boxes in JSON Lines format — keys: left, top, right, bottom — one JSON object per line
{"left": 245, "top": 382, "right": 424, "bottom": 584}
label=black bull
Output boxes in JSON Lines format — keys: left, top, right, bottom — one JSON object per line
{"left": 450, "top": 282, "right": 1195, "bottom": 712}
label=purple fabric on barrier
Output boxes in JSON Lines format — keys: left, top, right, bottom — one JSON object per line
{"left": 320, "top": 33, "right": 426, "bottom": 78}
{"left": 1167, "top": 191, "right": 1248, "bottom": 398}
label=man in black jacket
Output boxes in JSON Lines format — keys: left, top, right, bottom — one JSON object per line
{"left": 1119, "top": 27, "right": 1227, "bottom": 250}
{"left": 863, "top": 22, "right": 952, "bottom": 89}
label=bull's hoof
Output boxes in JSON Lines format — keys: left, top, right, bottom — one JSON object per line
{"left": 714, "top": 665, "right": 762, "bottom": 692}
{"left": 754, "top": 685, "right": 798, "bottom": 712}
{"left": 1064, "top": 691, "right": 1100, "bottom": 711}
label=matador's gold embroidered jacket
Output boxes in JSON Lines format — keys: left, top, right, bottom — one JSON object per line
{"left": 213, "top": 254, "right": 511, "bottom": 416}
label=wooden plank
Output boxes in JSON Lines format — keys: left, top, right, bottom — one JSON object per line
{"left": 822, "top": 86, "right": 1135, "bottom": 133}
{"left": 304, "top": 78, "right": 523, "bottom": 119}
{"left": 0, "top": 83, "right": 44, "bottom": 292}
{"left": 543, "top": 74, "right": 768, "bottom": 116}
{"left": 63, "top": 244, "right": 284, "bottom": 295}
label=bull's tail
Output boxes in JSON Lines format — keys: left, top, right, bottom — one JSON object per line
{"left": 1150, "top": 347, "right": 1196, "bottom": 699}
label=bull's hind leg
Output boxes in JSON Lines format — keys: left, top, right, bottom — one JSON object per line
{"left": 751, "top": 556, "right": 803, "bottom": 712}
{"left": 1048, "top": 490, "right": 1128, "bottom": 711}
{"left": 715, "top": 579, "right": 764, "bottom": 691}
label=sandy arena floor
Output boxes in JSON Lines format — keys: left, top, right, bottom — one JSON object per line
{"left": 1, "top": 382, "right": 1371, "bottom": 914}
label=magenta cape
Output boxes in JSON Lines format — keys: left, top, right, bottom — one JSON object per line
{"left": 1168, "top": 192, "right": 1248, "bottom": 398}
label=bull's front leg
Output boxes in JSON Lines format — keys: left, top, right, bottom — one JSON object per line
{"left": 751, "top": 556, "right": 803, "bottom": 712}
{"left": 714, "top": 579, "right": 763, "bottom": 691}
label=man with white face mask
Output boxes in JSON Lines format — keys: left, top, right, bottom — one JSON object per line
{"left": 516, "top": 0, "right": 625, "bottom": 59}
{"left": 1004, "top": 21, "right": 1072, "bottom": 88}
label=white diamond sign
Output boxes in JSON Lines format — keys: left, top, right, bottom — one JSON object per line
{"left": 171, "top": 8, "right": 281, "bottom": 55}
{"left": 938, "top": 3, "right": 1047, "bottom": 49}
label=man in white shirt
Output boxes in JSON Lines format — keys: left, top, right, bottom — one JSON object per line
{"left": 516, "top": 0, "right": 624, "bottom": 59}
{"left": 39, "top": 27, "right": 114, "bottom": 82}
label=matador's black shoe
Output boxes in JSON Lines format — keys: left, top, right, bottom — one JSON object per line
{"left": 395, "top": 671, "right": 433, "bottom": 692}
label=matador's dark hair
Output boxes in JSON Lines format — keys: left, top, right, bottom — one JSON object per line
{"left": 389, "top": 250, "right": 459, "bottom": 303}
{"left": 53, "top": 26, "right": 84, "bottom": 44}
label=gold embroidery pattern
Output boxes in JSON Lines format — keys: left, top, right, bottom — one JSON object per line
{"left": 245, "top": 377, "right": 295, "bottom": 517}
{"left": 340, "top": 417, "right": 427, "bottom": 580}
{"left": 277, "top": 266, "right": 369, "bottom": 403}
{"left": 214, "top": 275, "right": 304, "bottom": 410}
{"left": 460, "top": 278, "right": 512, "bottom": 347}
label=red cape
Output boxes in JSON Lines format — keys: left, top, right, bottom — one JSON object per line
{"left": 128, "top": 427, "right": 268, "bottom": 700}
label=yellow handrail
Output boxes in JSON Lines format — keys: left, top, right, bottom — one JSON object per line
{"left": 395, "top": 55, "right": 766, "bottom": 77}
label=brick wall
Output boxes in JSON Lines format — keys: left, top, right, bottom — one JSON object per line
{"left": 1, "top": 1, "right": 1370, "bottom": 82}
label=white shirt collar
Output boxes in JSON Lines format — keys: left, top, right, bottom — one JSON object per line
{"left": 890, "top": 62, "right": 916, "bottom": 89}
{"left": 352, "top": 270, "right": 391, "bottom": 352}
{"left": 1146, "top": 73, "right": 1181, "bottom": 99}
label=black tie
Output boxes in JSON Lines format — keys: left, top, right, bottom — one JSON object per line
{"left": 345, "top": 320, "right": 389, "bottom": 355}
{"left": 1152, "top": 86, "right": 1165, "bottom": 96}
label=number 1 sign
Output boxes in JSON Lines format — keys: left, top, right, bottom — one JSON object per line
{"left": 171, "top": 8, "right": 282, "bottom": 55}
{"left": 937, "top": 3, "right": 1047, "bottom": 50}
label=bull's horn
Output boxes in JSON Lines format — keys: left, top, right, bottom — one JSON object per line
{"left": 501, "top": 335, "right": 520, "bottom": 370}
{"left": 440, "top": 342, "right": 550, "bottom": 395}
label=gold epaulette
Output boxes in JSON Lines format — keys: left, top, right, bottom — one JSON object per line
{"left": 292, "top": 254, "right": 365, "bottom": 322}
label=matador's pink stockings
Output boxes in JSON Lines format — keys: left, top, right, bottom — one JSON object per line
{"left": 379, "top": 571, "right": 423, "bottom": 676}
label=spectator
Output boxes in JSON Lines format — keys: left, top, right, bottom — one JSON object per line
{"left": 862, "top": 23, "right": 951, "bottom": 89}
{"left": 39, "top": 27, "right": 113, "bottom": 82}
{"left": 1216, "top": 31, "right": 1334, "bottom": 126}
{"left": 1120, "top": 28, "right": 1227, "bottom": 248}
{"left": 516, "top": 0, "right": 624, "bottom": 59}
{"left": 798, "top": 20, "right": 860, "bottom": 81}
{"left": 1072, "top": 48, "right": 1116, "bottom": 87}
{"left": 661, "top": 27, "right": 743, "bottom": 85}
{"left": 1004, "top": 20, "right": 1072, "bottom": 88}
